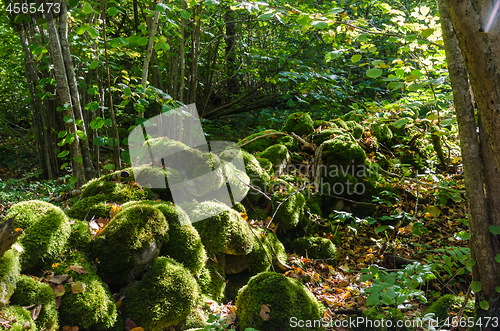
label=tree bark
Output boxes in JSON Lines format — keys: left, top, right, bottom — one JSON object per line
{"left": 440, "top": 0, "right": 500, "bottom": 315}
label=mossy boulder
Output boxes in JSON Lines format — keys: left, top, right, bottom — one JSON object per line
{"left": 232, "top": 202, "right": 246, "bottom": 213}
{"left": 269, "top": 180, "right": 305, "bottom": 232}
{"left": 0, "top": 305, "right": 38, "bottom": 331}
{"left": 291, "top": 236, "right": 338, "bottom": 265}
{"left": 10, "top": 275, "right": 58, "bottom": 331}
{"left": 248, "top": 208, "right": 268, "bottom": 221}
{"left": 0, "top": 249, "right": 21, "bottom": 307}
{"left": 238, "top": 151, "right": 270, "bottom": 204}
{"left": 53, "top": 252, "right": 117, "bottom": 330}
{"left": 425, "top": 294, "right": 474, "bottom": 319}
{"left": 281, "top": 112, "right": 314, "bottom": 137}
{"left": 313, "top": 119, "right": 336, "bottom": 128}
{"left": 93, "top": 204, "right": 169, "bottom": 285}
{"left": 321, "top": 133, "right": 366, "bottom": 166}
{"left": 236, "top": 272, "right": 325, "bottom": 331}
{"left": 66, "top": 194, "right": 112, "bottom": 221}
{"left": 247, "top": 228, "right": 287, "bottom": 274}
{"left": 256, "top": 144, "right": 290, "bottom": 176}
{"left": 188, "top": 201, "right": 254, "bottom": 255}
{"left": 309, "top": 128, "right": 346, "bottom": 146}
{"left": 122, "top": 257, "right": 199, "bottom": 330}
{"left": 6, "top": 200, "right": 71, "bottom": 271}
{"left": 256, "top": 157, "right": 273, "bottom": 175}
{"left": 132, "top": 166, "right": 183, "bottom": 201}
{"left": 371, "top": 123, "right": 393, "bottom": 145}
{"left": 237, "top": 130, "right": 281, "bottom": 153}
{"left": 341, "top": 110, "right": 365, "bottom": 123}
{"left": 196, "top": 260, "right": 226, "bottom": 302}
{"left": 81, "top": 179, "right": 153, "bottom": 203}
{"left": 345, "top": 120, "right": 364, "bottom": 139}
{"left": 67, "top": 219, "right": 93, "bottom": 252}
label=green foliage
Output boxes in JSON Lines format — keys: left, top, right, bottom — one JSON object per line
{"left": 425, "top": 294, "right": 474, "bottom": 320}
{"left": 195, "top": 260, "right": 226, "bottom": 303}
{"left": 360, "top": 262, "right": 434, "bottom": 308}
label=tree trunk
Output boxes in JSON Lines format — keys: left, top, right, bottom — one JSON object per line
{"left": 440, "top": 0, "right": 500, "bottom": 316}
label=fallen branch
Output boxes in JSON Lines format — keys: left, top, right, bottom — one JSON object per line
{"left": 49, "top": 188, "right": 83, "bottom": 203}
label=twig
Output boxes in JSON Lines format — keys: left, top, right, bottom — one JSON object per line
{"left": 320, "top": 193, "right": 376, "bottom": 206}
{"left": 246, "top": 224, "right": 276, "bottom": 273}
{"left": 450, "top": 285, "right": 471, "bottom": 331}
{"left": 377, "top": 167, "right": 465, "bottom": 193}
{"left": 264, "top": 187, "right": 305, "bottom": 235}
{"left": 234, "top": 174, "right": 272, "bottom": 201}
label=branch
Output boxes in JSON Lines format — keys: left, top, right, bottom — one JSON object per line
{"left": 377, "top": 167, "right": 465, "bottom": 193}
{"left": 0, "top": 216, "right": 23, "bottom": 258}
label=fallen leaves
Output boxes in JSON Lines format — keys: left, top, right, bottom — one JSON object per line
{"left": 259, "top": 304, "right": 270, "bottom": 321}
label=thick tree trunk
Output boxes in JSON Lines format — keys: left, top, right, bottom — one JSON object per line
{"left": 440, "top": 0, "right": 500, "bottom": 315}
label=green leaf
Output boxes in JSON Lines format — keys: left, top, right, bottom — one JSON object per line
{"left": 351, "top": 54, "right": 362, "bottom": 63}
{"left": 82, "top": 2, "right": 93, "bottom": 14}
{"left": 496, "top": 286, "right": 500, "bottom": 293}
{"left": 405, "top": 34, "right": 417, "bottom": 42}
{"left": 375, "top": 225, "right": 389, "bottom": 233}
{"left": 480, "top": 300, "right": 489, "bottom": 310}
{"left": 257, "top": 12, "right": 273, "bottom": 20}
{"left": 63, "top": 116, "right": 74, "bottom": 123}
{"left": 104, "top": 118, "right": 113, "bottom": 127}
{"left": 421, "top": 28, "right": 435, "bottom": 38}
{"left": 57, "top": 150, "right": 70, "bottom": 158}
{"left": 155, "top": 3, "right": 167, "bottom": 12}
{"left": 360, "top": 274, "right": 373, "bottom": 282}
{"left": 366, "top": 68, "right": 383, "bottom": 78}
{"left": 471, "top": 281, "right": 482, "bottom": 293}
{"left": 90, "top": 117, "right": 105, "bottom": 130}
{"left": 137, "top": 37, "right": 149, "bottom": 46}
{"left": 70, "top": 176, "right": 78, "bottom": 184}
{"left": 108, "top": 7, "right": 119, "bottom": 16}
{"left": 466, "top": 258, "right": 476, "bottom": 267}
{"left": 325, "top": 50, "right": 343, "bottom": 62}
{"left": 366, "top": 292, "right": 380, "bottom": 306}
{"left": 76, "top": 130, "right": 87, "bottom": 140}
{"left": 60, "top": 162, "right": 69, "bottom": 170}
{"left": 88, "top": 27, "right": 99, "bottom": 38}
{"left": 311, "top": 21, "right": 328, "bottom": 29}
{"left": 93, "top": 136, "right": 108, "bottom": 146}
{"left": 454, "top": 231, "right": 471, "bottom": 241}
{"left": 393, "top": 118, "right": 409, "bottom": 129}
{"left": 89, "top": 60, "right": 99, "bottom": 70}
{"left": 489, "top": 225, "right": 500, "bottom": 234}
{"left": 180, "top": 9, "right": 192, "bottom": 19}
{"left": 58, "top": 131, "right": 68, "bottom": 138}
{"left": 103, "top": 164, "right": 115, "bottom": 170}
{"left": 76, "top": 25, "right": 89, "bottom": 35}
{"left": 205, "top": 0, "right": 219, "bottom": 6}
{"left": 496, "top": 254, "right": 500, "bottom": 264}
{"left": 387, "top": 82, "right": 405, "bottom": 90}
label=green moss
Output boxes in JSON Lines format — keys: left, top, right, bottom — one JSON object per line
{"left": 341, "top": 110, "right": 365, "bottom": 123}
{"left": 53, "top": 251, "right": 117, "bottom": 330}
{"left": 277, "top": 135, "right": 297, "bottom": 150}
{"left": 214, "top": 162, "right": 250, "bottom": 203}
{"left": 239, "top": 151, "right": 271, "bottom": 204}
{"left": 236, "top": 272, "right": 325, "bottom": 331}
{"left": 291, "top": 236, "right": 338, "bottom": 265}
{"left": 237, "top": 130, "right": 280, "bottom": 153}
{"left": 281, "top": 112, "right": 314, "bottom": 136}
{"left": 188, "top": 201, "right": 254, "bottom": 255}
{"left": 247, "top": 228, "right": 287, "bottom": 274}
{"left": 371, "top": 123, "right": 393, "bottom": 145}
{"left": 256, "top": 157, "right": 273, "bottom": 175}
{"left": 7, "top": 201, "right": 71, "bottom": 271}
{"left": 376, "top": 152, "right": 390, "bottom": 170}
{"left": 196, "top": 260, "right": 226, "bottom": 303}
{"left": 345, "top": 120, "right": 364, "bottom": 139}
{"left": 0, "top": 305, "right": 38, "bottom": 331}
{"left": 182, "top": 307, "right": 208, "bottom": 329}
{"left": 123, "top": 257, "right": 199, "bottom": 330}
{"left": 313, "top": 120, "right": 336, "bottom": 128}
{"left": 271, "top": 187, "right": 305, "bottom": 232}
{"left": 67, "top": 220, "right": 93, "bottom": 252}
{"left": 309, "top": 128, "right": 346, "bottom": 146}
{"left": 232, "top": 203, "right": 246, "bottom": 213}
{"left": 351, "top": 307, "right": 413, "bottom": 331}
{"left": 93, "top": 204, "right": 169, "bottom": 285}
{"left": 256, "top": 144, "right": 289, "bottom": 173}
{"left": 66, "top": 194, "right": 112, "bottom": 221}
{"left": 0, "top": 249, "right": 21, "bottom": 307}
{"left": 10, "top": 275, "right": 58, "bottom": 331}
{"left": 81, "top": 180, "right": 153, "bottom": 203}
{"left": 322, "top": 134, "right": 367, "bottom": 166}
{"left": 247, "top": 208, "right": 268, "bottom": 221}
{"left": 132, "top": 166, "right": 183, "bottom": 200}
{"left": 425, "top": 294, "right": 474, "bottom": 319}
{"left": 331, "top": 118, "right": 349, "bottom": 130}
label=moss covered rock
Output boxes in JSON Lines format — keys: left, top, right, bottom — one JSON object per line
{"left": 196, "top": 260, "right": 226, "bottom": 303}
{"left": 81, "top": 179, "right": 153, "bottom": 203}
{"left": 238, "top": 151, "right": 271, "bottom": 204}
{"left": 341, "top": 110, "right": 365, "bottom": 123}
{"left": 66, "top": 194, "right": 112, "bottom": 221}
{"left": 237, "top": 130, "right": 281, "bottom": 153}
{"left": 322, "top": 133, "right": 366, "bottom": 166}
{"left": 309, "top": 128, "right": 346, "bottom": 146}
{"left": 346, "top": 120, "right": 364, "bottom": 139}
{"left": 10, "top": 275, "right": 58, "bottom": 331}
{"left": 0, "top": 249, "right": 21, "bottom": 307}
{"left": 313, "top": 119, "right": 336, "bottom": 128}
{"left": 93, "top": 204, "right": 169, "bottom": 285}
{"left": 123, "top": 257, "right": 199, "bottom": 330}
{"left": 247, "top": 228, "right": 287, "bottom": 274}
{"left": 236, "top": 272, "right": 325, "bottom": 331}
{"left": 425, "top": 294, "right": 474, "bottom": 319}
{"left": 132, "top": 166, "right": 183, "bottom": 201}
{"left": 67, "top": 219, "right": 93, "bottom": 252}
{"left": 53, "top": 252, "right": 117, "bottom": 330}
{"left": 0, "top": 305, "right": 38, "bottom": 331}
{"left": 270, "top": 180, "right": 305, "bottom": 232}
{"left": 281, "top": 112, "right": 314, "bottom": 137}
{"left": 371, "top": 123, "right": 393, "bottom": 145}
{"left": 256, "top": 144, "right": 290, "bottom": 176}
{"left": 291, "top": 236, "right": 338, "bottom": 265}
{"left": 188, "top": 201, "right": 254, "bottom": 255}
{"left": 351, "top": 307, "right": 413, "bottom": 331}
{"left": 6, "top": 200, "right": 71, "bottom": 271}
